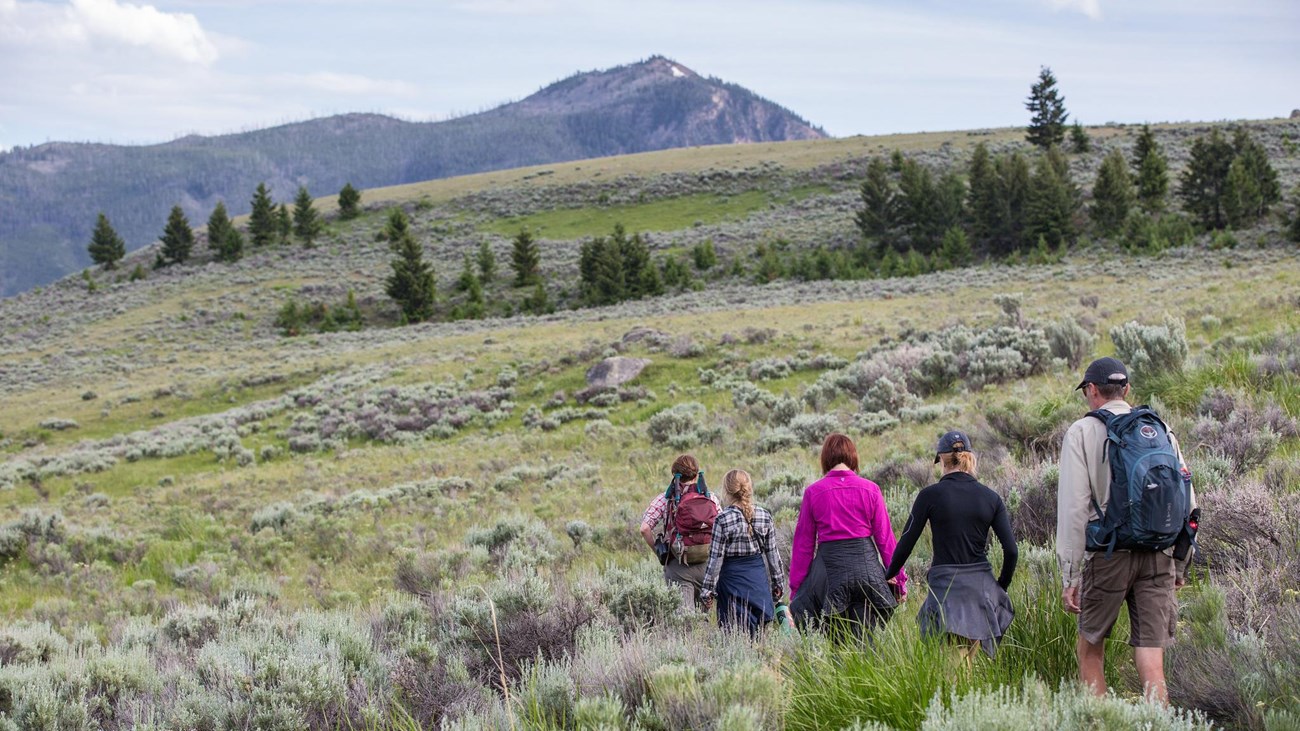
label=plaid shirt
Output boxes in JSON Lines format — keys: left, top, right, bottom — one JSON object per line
{"left": 700, "top": 505, "right": 787, "bottom": 603}
{"left": 641, "top": 490, "right": 720, "bottom": 537}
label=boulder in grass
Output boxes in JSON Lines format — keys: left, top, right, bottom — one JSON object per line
{"left": 585, "top": 357, "right": 651, "bottom": 391}
{"left": 621, "top": 327, "right": 667, "bottom": 345}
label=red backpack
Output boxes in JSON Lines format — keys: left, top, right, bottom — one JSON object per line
{"left": 665, "top": 475, "right": 717, "bottom": 564}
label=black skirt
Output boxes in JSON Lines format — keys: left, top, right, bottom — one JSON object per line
{"left": 789, "top": 537, "right": 896, "bottom": 633}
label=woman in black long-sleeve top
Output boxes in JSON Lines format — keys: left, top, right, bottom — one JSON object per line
{"left": 885, "top": 430, "right": 1018, "bottom": 658}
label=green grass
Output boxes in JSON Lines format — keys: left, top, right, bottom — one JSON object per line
{"left": 480, "top": 186, "right": 830, "bottom": 239}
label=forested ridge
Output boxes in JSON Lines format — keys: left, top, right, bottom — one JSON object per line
{"left": 0, "top": 56, "right": 822, "bottom": 297}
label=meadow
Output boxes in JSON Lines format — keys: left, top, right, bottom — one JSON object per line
{"left": 0, "top": 119, "right": 1298, "bottom": 729}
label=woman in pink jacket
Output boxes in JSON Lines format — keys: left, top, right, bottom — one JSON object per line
{"left": 788, "top": 433, "right": 905, "bottom": 636}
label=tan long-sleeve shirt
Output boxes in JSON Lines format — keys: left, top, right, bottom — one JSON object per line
{"left": 1055, "top": 400, "right": 1197, "bottom": 589}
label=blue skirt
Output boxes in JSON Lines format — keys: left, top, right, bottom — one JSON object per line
{"left": 716, "top": 552, "right": 775, "bottom": 635}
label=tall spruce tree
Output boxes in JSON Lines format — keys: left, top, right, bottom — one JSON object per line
{"left": 1090, "top": 149, "right": 1134, "bottom": 237}
{"left": 337, "top": 183, "right": 361, "bottom": 221}
{"left": 1179, "top": 129, "right": 1235, "bottom": 230}
{"left": 1025, "top": 66, "right": 1069, "bottom": 149}
{"left": 248, "top": 183, "right": 276, "bottom": 247}
{"left": 380, "top": 207, "right": 413, "bottom": 245}
{"left": 159, "top": 205, "right": 194, "bottom": 266}
{"left": 1132, "top": 125, "right": 1169, "bottom": 214}
{"left": 938, "top": 226, "right": 973, "bottom": 269}
{"left": 206, "top": 201, "right": 244, "bottom": 262}
{"left": 1069, "top": 122, "right": 1091, "bottom": 153}
{"left": 384, "top": 210, "right": 435, "bottom": 323}
{"left": 292, "top": 186, "right": 323, "bottom": 247}
{"left": 476, "top": 240, "right": 497, "bottom": 283}
{"left": 510, "top": 229, "right": 541, "bottom": 286}
{"left": 579, "top": 235, "right": 624, "bottom": 306}
{"left": 898, "top": 158, "right": 940, "bottom": 253}
{"left": 275, "top": 203, "right": 292, "bottom": 245}
{"left": 1231, "top": 128, "right": 1282, "bottom": 221}
{"left": 854, "top": 157, "right": 901, "bottom": 247}
{"left": 992, "top": 152, "right": 1032, "bottom": 254}
{"left": 967, "top": 142, "right": 998, "bottom": 247}
{"left": 1026, "top": 146, "right": 1079, "bottom": 248}
{"left": 88, "top": 212, "right": 126, "bottom": 269}
{"left": 615, "top": 225, "right": 652, "bottom": 299}
{"left": 934, "top": 171, "right": 966, "bottom": 240}
{"left": 1222, "top": 157, "right": 1259, "bottom": 230}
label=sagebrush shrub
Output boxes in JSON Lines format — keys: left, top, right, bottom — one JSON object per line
{"left": 1045, "top": 316, "right": 1096, "bottom": 368}
{"left": 646, "top": 402, "right": 722, "bottom": 449}
{"left": 1110, "top": 315, "right": 1188, "bottom": 378}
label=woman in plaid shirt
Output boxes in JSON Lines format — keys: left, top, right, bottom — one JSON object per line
{"left": 699, "top": 469, "right": 787, "bottom": 635}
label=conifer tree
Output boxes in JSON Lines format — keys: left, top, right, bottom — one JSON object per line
{"left": 510, "top": 229, "right": 541, "bottom": 286}
{"left": 248, "top": 183, "right": 276, "bottom": 247}
{"left": 337, "top": 183, "right": 361, "bottom": 220}
{"left": 991, "top": 152, "right": 1032, "bottom": 254}
{"left": 854, "top": 157, "right": 900, "bottom": 247}
{"left": 276, "top": 203, "right": 292, "bottom": 245}
{"left": 967, "top": 142, "right": 998, "bottom": 247}
{"left": 379, "top": 207, "right": 413, "bottom": 245}
{"left": 1026, "top": 146, "right": 1078, "bottom": 248}
{"left": 934, "top": 171, "right": 966, "bottom": 239}
{"left": 616, "top": 226, "right": 652, "bottom": 299}
{"left": 455, "top": 252, "right": 478, "bottom": 292}
{"left": 898, "top": 158, "right": 939, "bottom": 252}
{"left": 579, "top": 235, "right": 624, "bottom": 305}
{"left": 206, "top": 201, "right": 244, "bottom": 262}
{"left": 292, "top": 186, "right": 323, "bottom": 247}
{"left": 476, "top": 240, "right": 497, "bottom": 283}
{"left": 1025, "top": 66, "right": 1069, "bottom": 149}
{"left": 1231, "top": 128, "right": 1281, "bottom": 220}
{"left": 1132, "top": 125, "right": 1169, "bottom": 214}
{"left": 1179, "top": 129, "right": 1235, "bottom": 229}
{"left": 938, "top": 226, "right": 973, "bottom": 269}
{"left": 1069, "top": 122, "right": 1091, "bottom": 153}
{"left": 159, "top": 205, "right": 194, "bottom": 266}
{"left": 1222, "top": 157, "right": 1259, "bottom": 230}
{"left": 384, "top": 210, "right": 435, "bottom": 323}
{"left": 691, "top": 240, "right": 718, "bottom": 270}
{"left": 523, "top": 281, "right": 551, "bottom": 315}
{"left": 1090, "top": 149, "right": 1133, "bottom": 237}
{"left": 88, "top": 212, "right": 126, "bottom": 269}
{"left": 661, "top": 255, "right": 693, "bottom": 288}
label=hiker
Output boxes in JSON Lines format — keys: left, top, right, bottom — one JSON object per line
{"left": 699, "top": 469, "right": 787, "bottom": 636}
{"left": 885, "top": 430, "right": 1017, "bottom": 660}
{"left": 788, "top": 433, "right": 903, "bottom": 636}
{"left": 639, "top": 454, "right": 720, "bottom": 611}
{"left": 1057, "top": 357, "right": 1198, "bottom": 705}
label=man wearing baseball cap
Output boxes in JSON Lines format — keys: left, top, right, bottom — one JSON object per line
{"left": 1056, "top": 356, "right": 1197, "bottom": 705}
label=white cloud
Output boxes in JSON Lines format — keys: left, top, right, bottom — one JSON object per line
{"left": 1046, "top": 0, "right": 1102, "bottom": 20}
{"left": 0, "top": 0, "right": 217, "bottom": 63}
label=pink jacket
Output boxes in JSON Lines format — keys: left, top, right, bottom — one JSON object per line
{"left": 789, "top": 469, "right": 907, "bottom": 597}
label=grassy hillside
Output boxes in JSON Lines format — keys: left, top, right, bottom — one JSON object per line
{"left": 0, "top": 120, "right": 1298, "bottom": 729}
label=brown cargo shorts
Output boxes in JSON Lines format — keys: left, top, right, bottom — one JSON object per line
{"left": 1078, "top": 550, "right": 1178, "bottom": 648}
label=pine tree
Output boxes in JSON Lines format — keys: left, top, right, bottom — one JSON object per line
{"left": 476, "top": 240, "right": 497, "bottom": 283}
{"left": 967, "top": 142, "right": 998, "bottom": 247}
{"left": 1026, "top": 147, "right": 1078, "bottom": 248}
{"left": 1069, "top": 122, "right": 1091, "bottom": 153}
{"left": 617, "top": 226, "right": 651, "bottom": 299}
{"left": 379, "top": 207, "right": 412, "bottom": 246}
{"left": 384, "top": 211, "right": 435, "bottom": 323}
{"left": 88, "top": 212, "right": 126, "bottom": 269}
{"left": 639, "top": 256, "right": 664, "bottom": 298}
{"left": 337, "top": 183, "right": 361, "bottom": 220}
{"left": 1222, "top": 157, "right": 1260, "bottom": 230}
{"left": 898, "top": 158, "right": 939, "bottom": 253}
{"left": 579, "top": 235, "right": 624, "bottom": 305}
{"left": 1179, "top": 129, "right": 1235, "bottom": 230}
{"left": 1025, "top": 66, "right": 1069, "bottom": 149}
{"left": 991, "top": 152, "right": 1032, "bottom": 254}
{"left": 248, "top": 183, "right": 276, "bottom": 248}
{"left": 1231, "top": 128, "right": 1281, "bottom": 220}
{"left": 522, "top": 280, "right": 550, "bottom": 315}
{"left": 159, "top": 205, "right": 194, "bottom": 266}
{"left": 455, "top": 252, "right": 478, "bottom": 292}
{"left": 854, "top": 156, "right": 900, "bottom": 247}
{"left": 276, "top": 203, "right": 292, "bottom": 245}
{"left": 511, "top": 229, "right": 541, "bottom": 286}
{"left": 661, "top": 255, "right": 693, "bottom": 288}
{"left": 691, "top": 240, "right": 717, "bottom": 270}
{"left": 938, "top": 226, "right": 973, "bottom": 269}
{"left": 1090, "top": 149, "right": 1134, "bottom": 237}
{"left": 1132, "top": 125, "right": 1169, "bottom": 214}
{"left": 292, "top": 186, "right": 323, "bottom": 247}
{"left": 206, "top": 202, "right": 244, "bottom": 262}
{"left": 934, "top": 171, "right": 966, "bottom": 239}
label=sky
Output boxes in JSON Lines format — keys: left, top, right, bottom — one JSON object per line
{"left": 1, "top": 0, "right": 1297, "bottom": 152}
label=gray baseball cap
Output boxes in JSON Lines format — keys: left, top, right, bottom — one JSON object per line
{"left": 934, "top": 430, "right": 973, "bottom": 463}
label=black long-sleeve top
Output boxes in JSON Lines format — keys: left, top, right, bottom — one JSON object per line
{"left": 884, "top": 471, "right": 1018, "bottom": 589}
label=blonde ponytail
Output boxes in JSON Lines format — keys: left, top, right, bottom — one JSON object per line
{"left": 723, "top": 469, "right": 756, "bottom": 531}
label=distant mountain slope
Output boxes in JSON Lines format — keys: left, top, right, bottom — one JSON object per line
{"left": 0, "top": 56, "right": 824, "bottom": 297}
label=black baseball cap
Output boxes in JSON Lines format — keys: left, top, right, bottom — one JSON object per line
{"left": 1075, "top": 357, "right": 1129, "bottom": 391}
{"left": 934, "top": 430, "right": 973, "bottom": 463}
